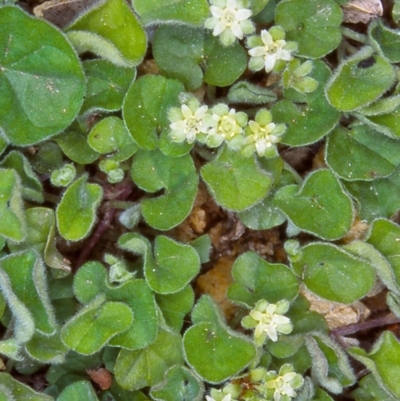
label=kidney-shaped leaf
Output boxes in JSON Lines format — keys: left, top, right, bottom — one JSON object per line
{"left": 183, "top": 296, "right": 256, "bottom": 383}
{"left": 201, "top": 146, "right": 272, "bottom": 211}
{"left": 326, "top": 49, "right": 396, "bottom": 112}
{"left": 275, "top": 0, "right": 342, "bottom": 58}
{"left": 130, "top": 149, "right": 198, "bottom": 230}
{"left": 0, "top": 6, "right": 85, "bottom": 146}
{"left": 228, "top": 251, "right": 299, "bottom": 307}
{"left": 56, "top": 175, "right": 103, "bottom": 241}
{"left": 274, "top": 169, "right": 354, "bottom": 240}
{"left": 123, "top": 75, "right": 184, "bottom": 149}
{"left": 88, "top": 116, "right": 138, "bottom": 162}
{"left": 292, "top": 243, "right": 375, "bottom": 303}
{"left": 146, "top": 236, "right": 200, "bottom": 294}
{"left": 61, "top": 300, "right": 133, "bottom": 355}
{"left": 326, "top": 125, "right": 400, "bottom": 181}
{"left": 115, "top": 324, "right": 183, "bottom": 391}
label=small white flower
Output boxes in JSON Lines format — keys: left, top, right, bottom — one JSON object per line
{"left": 242, "top": 299, "right": 292, "bottom": 345}
{"left": 242, "top": 109, "right": 285, "bottom": 158}
{"left": 251, "top": 302, "right": 291, "bottom": 342}
{"left": 204, "top": 103, "right": 247, "bottom": 149}
{"left": 205, "top": 0, "right": 255, "bottom": 46}
{"left": 168, "top": 98, "right": 210, "bottom": 144}
{"left": 248, "top": 28, "right": 295, "bottom": 73}
{"left": 264, "top": 364, "right": 304, "bottom": 401}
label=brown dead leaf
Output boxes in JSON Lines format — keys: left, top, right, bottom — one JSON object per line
{"left": 86, "top": 367, "right": 112, "bottom": 390}
{"left": 301, "top": 286, "right": 370, "bottom": 329}
{"left": 34, "top": 0, "right": 100, "bottom": 28}
{"left": 342, "top": 0, "right": 383, "bottom": 24}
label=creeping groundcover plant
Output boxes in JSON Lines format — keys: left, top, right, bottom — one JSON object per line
{"left": 4, "top": 0, "right": 400, "bottom": 400}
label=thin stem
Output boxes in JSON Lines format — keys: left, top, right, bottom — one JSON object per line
{"left": 75, "top": 181, "right": 134, "bottom": 268}
{"left": 331, "top": 314, "right": 400, "bottom": 337}
{"left": 340, "top": 26, "right": 368, "bottom": 44}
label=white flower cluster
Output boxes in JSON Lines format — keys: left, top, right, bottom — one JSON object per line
{"left": 168, "top": 98, "right": 286, "bottom": 158}
{"left": 205, "top": 0, "right": 255, "bottom": 47}
{"left": 241, "top": 299, "right": 293, "bottom": 346}
{"left": 206, "top": 364, "right": 304, "bottom": 401}
{"left": 247, "top": 27, "right": 298, "bottom": 74}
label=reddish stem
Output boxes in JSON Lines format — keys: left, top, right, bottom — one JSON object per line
{"left": 75, "top": 181, "right": 134, "bottom": 268}
{"left": 331, "top": 314, "right": 400, "bottom": 337}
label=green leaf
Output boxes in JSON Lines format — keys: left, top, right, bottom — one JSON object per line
{"left": 81, "top": 59, "right": 136, "bottom": 114}
{"left": 132, "top": 0, "right": 209, "bottom": 25}
{"left": 56, "top": 175, "right": 103, "bottom": 241}
{"left": 146, "top": 236, "right": 200, "bottom": 294}
{"left": 238, "top": 193, "right": 286, "bottom": 230}
{"left": 58, "top": 380, "right": 99, "bottom": 401}
{"left": 130, "top": 149, "right": 198, "bottom": 230}
{"left": 227, "top": 81, "right": 277, "bottom": 105}
{"left": 326, "top": 125, "right": 400, "bottom": 181}
{"left": 275, "top": 0, "right": 342, "bottom": 58}
{"left": 366, "top": 219, "right": 400, "bottom": 290}
{"left": 306, "top": 332, "right": 356, "bottom": 393}
{"left": 201, "top": 146, "right": 272, "bottom": 211}
{"left": 73, "top": 261, "right": 108, "bottom": 305}
{"left": 150, "top": 365, "right": 204, "bottom": 401}
{"left": 344, "top": 239, "right": 400, "bottom": 297}
{"left": 274, "top": 169, "right": 354, "bottom": 240}
{"left": 0, "top": 151, "right": 43, "bottom": 203}
{"left": 61, "top": 300, "right": 133, "bottom": 355}
{"left": 0, "top": 169, "right": 25, "bottom": 242}
{"left": 272, "top": 60, "right": 340, "bottom": 146}
{"left": 0, "top": 250, "right": 57, "bottom": 335}
{"left": 183, "top": 296, "right": 256, "bottom": 383}
{"left": 67, "top": 0, "right": 147, "bottom": 67}
{"left": 73, "top": 258, "right": 158, "bottom": 351}
{"left": 369, "top": 19, "right": 400, "bottom": 63}
{"left": 291, "top": 243, "right": 375, "bottom": 303}
{"left": 26, "top": 329, "right": 68, "bottom": 363}
{"left": 55, "top": 122, "right": 99, "bottom": 165}
{"left": 0, "top": 268, "right": 34, "bottom": 344}
{"left": 28, "top": 141, "right": 64, "bottom": 175}
{"left": 115, "top": 324, "right": 183, "bottom": 390}
{"left": 326, "top": 47, "right": 396, "bottom": 111}
{"left": 360, "top": 105, "right": 400, "bottom": 138}
{"left": 352, "top": 373, "right": 397, "bottom": 401}
{"left": 108, "top": 279, "right": 158, "bottom": 351}
{"left": 203, "top": 33, "right": 247, "bottom": 87}
{"left": 345, "top": 165, "right": 400, "bottom": 221}
{"left": 156, "top": 286, "right": 194, "bottom": 331}
{"left": 228, "top": 251, "right": 299, "bottom": 307}
{"left": 153, "top": 26, "right": 249, "bottom": 90}
{"left": 190, "top": 235, "right": 211, "bottom": 264}
{"left": 152, "top": 25, "right": 204, "bottom": 90}
{"left": 123, "top": 75, "right": 184, "bottom": 149}
{"left": 349, "top": 331, "right": 400, "bottom": 398}
{"left": 88, "top": 116, "right": 138, "bottom": 162}
{"left": 8, "top": 207, "right": 70, "bottom": 274}
{"left": 0, "top": 373, "right": 53, "bottom": 401}
{"left": 0, "top": 6, "right": 85, "bottom": 146}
